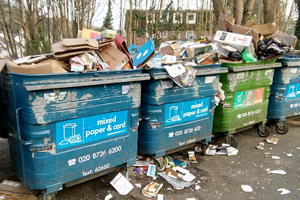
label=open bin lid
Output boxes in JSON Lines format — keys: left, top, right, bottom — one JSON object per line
{"left": 145, "top": 63, "right": 228, "bottom": 80}
{"left": 5, "top": 68, "right": 150, "bottom": 91}
{"left": 221, "top": 59, "right": 281, "bottom": 72}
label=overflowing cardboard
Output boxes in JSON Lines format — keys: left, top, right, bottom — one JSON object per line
{"left": 193, "top": 44, "right": 213, "bottom": 57}
{"left": 81, "top": 28, "right": 101, "bottom": 39}
{"left": 161, "top": 42, "right": 181, "bottom": 56}
{"left": 232, "top": 25, "right": 259, "bottom": 50}
{"left": 245, "top": 21, "right": 276, "bottom": 36}
{"left": 6, "top": 59, "right": 68, "bottom": 74}
{"left": 0, "top": 180, "right": 37, "bottom": 200}
{"left": 273, "top": 30, "right": 297, "bottom": 49}
{"left": 217, "top": 13, "right": 235, "bottom": 32}
{"left": 99, "top": 44, "right": 129, "bottom": 70}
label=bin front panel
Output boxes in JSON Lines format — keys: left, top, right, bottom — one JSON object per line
{"left": 213, "top": 85, "right": 270, "bottom": 133}
{"left": 268, "top": 83, "right": 300, "bottom": 120}
{"left": 2, "top": 71, "right": 143, "bottom": 191}
{"left": 139, "top": 65, "right": 220, "bottom": 156}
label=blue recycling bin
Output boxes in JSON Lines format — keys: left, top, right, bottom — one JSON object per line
{"left": 138, "top": 64, "right": 227, "bottom": 169}
{"left": 1, "top": 69, "right": 149, "bottom": 195}
{"left": 268, "top": 54, "right": 300, "bottom": 134}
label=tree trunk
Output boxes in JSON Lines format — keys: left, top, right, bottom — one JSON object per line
{"left": 263, "top": 0, "right": 274, "bottom": 23}
{"left": 284, "top": 1, "right": 295, "bottom": 32}
{"left": 294, "top": 0, "right": 300, "bottom": 49}
{"left": 233, "top": 0, "right": 243, "bottom": 25}
{"left": 242, "top": 0, "right": 255, "bottom": 25}
{"left": 211, "top": 0, "right": 224, "bottom": 22}
{"left": 128, "top": 0, "right": 132, "bottom": 44}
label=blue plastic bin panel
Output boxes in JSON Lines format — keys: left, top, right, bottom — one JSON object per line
{"left": 2, "top": 69, "right": 149, "bottom": 193}
{"left": 138, "top": 64, "right": 226, "bottom": 157}
{"left": 268, "top": 55, "right": 300, "bottom": 121}
{"left": 268, "top": 83, "right": 300, "bottom": 120}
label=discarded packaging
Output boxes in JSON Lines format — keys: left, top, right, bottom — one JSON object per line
{"left": 110, "top": 173, "right": 134, "bottom": 195}
{"left": 104, "top": 194, "right": 113, "bottom": 200}
{"left": 99, "top": 44, "right": 129, "bottom": 70}
{"left": 160, "top": 42, "right": 181, "bottom": 56}
{"left": 265, "top": 137, "right": 279, "bottom": 144}
{"left": 188, "top": 151, "right": 196, "bottom": 161}
{"left": 157, "top": 172, "right": 192, "bottom": 190}
{"left": 0, "top": 180, "right": 37, "bottom": 200}
{"left": 165, "top": 156, "right": 175, "bottom": 167}
{"left": 195, "top": 185, "right": 201, "bottom": 190}
{"left": 147, "top": 164, "right": 156, "bottom": 177}
{"left": 157, "top": 194, "right": 164, "bottom": 200}
{"left": 256, "top": 142, "right": 265, "bottom": 150}
{"left": 241, "top": 185, "right": 253, "bottom": 192}
{"left": 277, "top": 188, "right": 291, "bottom": 195}
{"left": 142, "top": 182, "right": 163, "bottom": 198}
{"left": 206, "top": 145, "right": 216, "bottom": 156}
{"left": 268, "top": 170, "right": 287, "bottom": 175}
{"left": 272, "top": 156, "right": 281, "bottom": 160}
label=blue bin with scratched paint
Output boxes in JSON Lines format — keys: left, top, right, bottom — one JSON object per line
{"left": 1, "top": 69, "right": 149, "bottom": 195}
{"left": 138, "top": 64, "right": 227, "bottom": 167}
{"left": 268, "top": 54, "right": 300, "bottom": 134}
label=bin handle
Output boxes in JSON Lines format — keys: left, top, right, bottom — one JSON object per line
{"left": 230, "top": 63, "right": 281, "bottom": 72}
{"left": 15, "top": 108, "right": 33, "bottom": 145}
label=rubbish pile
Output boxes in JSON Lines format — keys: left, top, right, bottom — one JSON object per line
{"left": 5, "top": 28, "right": 155, "bottom": 74}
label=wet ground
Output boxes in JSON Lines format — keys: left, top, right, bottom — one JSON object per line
{"left": 1, "top": 121, "right": 300, "bottom": 200}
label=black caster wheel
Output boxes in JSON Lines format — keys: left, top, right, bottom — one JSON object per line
{"left": 154, "top": 156, "right": 166, "bottom": 172}
{"left": 201, "top": 143, "right": 208, "bottom": 156}
{"left": 225, "top": 135, "right": 238, "bottom": 148}
{"left": 276, "top": 122, "right": 289, "bottom": 134}
{"left": 257, "top": 124, "right": 271, "bottom": 138}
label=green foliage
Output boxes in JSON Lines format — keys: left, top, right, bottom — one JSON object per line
{"left": 132, "top": 0, "right": 185, "bottom": 47}
{"left": 102, "top": 0, "right": 113, "bottom": 29}
{"left": 25, "top": 25, "right": 51, "bottom": 55}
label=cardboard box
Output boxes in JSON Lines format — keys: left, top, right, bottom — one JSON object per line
{"left": 213, "top": 30, "right": 253, "bottom": 52}
{"left": 0, "top": 180, "right": 37, "bottom": 200}
{"left": 160, "top": 42, "right": 181, "bottom": 56}
{"left": 232, "top": 25, "right": 259, "bottom": 50}
{"left": 217, "top": 13, "right": 235, "bottom": 32}
{"left": 245, "top": 21, "right": 276, "bottom": 36}
{"left": 6, "top": 59, "right": 68, "bottom": 74}
{"left": 81, "top": 28, "right": 101, "bottom": 39}
{"left": 273, "top": 30, "right": 297, "bottom": 49}
{"left": 196, "top": 52, "right": 219, "bottom": 65}
{"left": 99, "top": 44, "right": 129, "bottom": 70}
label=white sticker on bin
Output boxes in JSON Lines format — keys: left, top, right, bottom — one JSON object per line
{"left": 44, "top": 92, "right": 67, "bottom": 103}
{"left": 205, "top": 76, "right": 217, "bottom": 84}
{"left": 122, "top": 85, "right": 134, "bottom": 94}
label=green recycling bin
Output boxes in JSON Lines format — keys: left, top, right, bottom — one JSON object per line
{"left": 213, "top": 59, "right": 281, "bottom": 147}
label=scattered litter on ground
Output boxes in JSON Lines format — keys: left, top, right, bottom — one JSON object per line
{"left": 147, "top": 164, "right": 156, "bottom": 177}
{"left": 185, "top": 198, "right": 197, "bottom": 200}
{"left": 157, "top": 172, "right": 193, "bottom": 190}
{"left": 256, "top": 142, "right": 265, "bottom": 150}
{"left": 265, "top": 137, "right": 279, "bottom": 144}
{"left": 241, "top": 185, "right": 253, "bottom": 192}
{"left": 104, "top": 194, "right": 113, "bottom": 200}
{"left": 110, "top": 173, "right": 134, "bottom": 195}
{"left": 296, "top": 147, "right": 300, "bottom": 149}
{"left": 277, "top": 188, "right": 291, "bottom": 195}
{"left": 157, "top": 194, "right": 164, "bottom": 200}
{"left": 272, "top": 156, "right": 281, "bottom": 160}
{"left": 135, "top": 183, "right": 141, "bottom": 188}
{"left": 268, "top": 170, "right": 287, "bottom": 175}
{"left": 287, "top": 153, "right": 293, "bottom": 156}
{"left": 142, "top": 182, "right": 163, "bottom": 198}
{"left": 195, "top": 185, "right": 201, "bottom": 190}
{"left": 206, "top": 145, "right": 216, "bottom": 156}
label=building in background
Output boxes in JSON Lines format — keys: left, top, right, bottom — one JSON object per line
{"left": 124, "top": 9, "right": 214, "bottom": 46}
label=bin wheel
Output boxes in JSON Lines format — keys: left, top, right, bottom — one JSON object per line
{"left": 276, "top": 122, "right": 289, "bottom": 134}
{"left": 257, "top": 124, "right": 271, "bottom": 138}
{"left": 154, "top": 157, "right": 166, "bottom": 172}
{"left": 37, "top": 192, "right": 56, "bottom": 200}
{"left": 225, "top": 135, "right": 238, "bottom": 148}
{"left": 201, "top": 143, "right": 208, "bottom": 156}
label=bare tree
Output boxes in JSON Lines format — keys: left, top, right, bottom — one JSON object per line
{"left": 233, "top": 0, "right": 243, "bottom": 25}
{"left": 242, "top": 0, "right": 255, "bottom": 25}
{"left": 263, "top": 0, "right": 275, "bottom": 23}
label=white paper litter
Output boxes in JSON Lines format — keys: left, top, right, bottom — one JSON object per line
{"left": 110, "top": 173, "right": 134, "bottom": 195}
{"left": 157, "top": 194, "right": 164, "bottom": 200}
{"left": 157, "top": 172, "right": 192, "bottom": 190}
{"left": 287, "top": 153, "right": 293, "bottom": 156}
{"left": 216, "top": 149, "right": 228, "bottom": 155}
{"left": 135, "top": 183, "right": 141, "bottom": 188}
{"left": 185, "top": 198, "right": 197, "bottom": 200}
{"left": 227, "top": 146, "right": 239, "bottom": 156}
{"left": 296, "top": 147, "right": 300, "bottom": 149}
{"left": 241, "top": 185, "right": 253, "bottom": 192}
{"left": 104, "top": 194, "right": 113, "bottom": 200}
{"left": 269, "top": 170, "right": 287, "bottom": 175}
{"left": 206, "top": 145, "right": 216, "bottom": 155}
{"left": 265, "top": 137, "right": 279, "bottom": 144}
{"left": 277, "top": 188, "right": 291, "bottom": 195}
{"left": 195, "top": 185, "right": 201, "bottom": 190}
{"left": 272, "top": 156, "right": 281, "bottom": 160}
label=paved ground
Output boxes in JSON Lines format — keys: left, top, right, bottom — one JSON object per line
{"left": 1, "top": 121, "right": 300, "bottom": 200}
